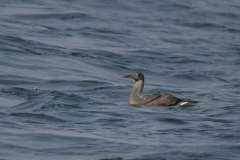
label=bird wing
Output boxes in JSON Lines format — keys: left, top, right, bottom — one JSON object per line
{"left": 143, "top": 94, "right": 162, "bottom": 104}
{"left": 143, "top": 93, "right": 181, "bottom": 106}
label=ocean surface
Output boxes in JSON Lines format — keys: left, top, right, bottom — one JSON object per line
{"left": 0, "top": 0, "right": 240, "bottom": 160}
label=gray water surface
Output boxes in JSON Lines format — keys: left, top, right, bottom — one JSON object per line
{"left": 0, "top": 0, "right": 240, "bottom": 160}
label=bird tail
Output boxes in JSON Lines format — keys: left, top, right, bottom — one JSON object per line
{"left": 178, "top": 99, "right": 201, "bottom": 105}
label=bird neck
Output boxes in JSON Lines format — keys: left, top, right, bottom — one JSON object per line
{"left": 129, "top": 80, "right": 144, "bottom": 104}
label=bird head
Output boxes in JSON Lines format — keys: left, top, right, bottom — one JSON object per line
{"left": 122, "top": 72, "right": 144, "bottom": 82}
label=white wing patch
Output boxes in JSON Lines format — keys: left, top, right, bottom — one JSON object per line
{"left": 179, "top": 102, "right": 188, "bottom": 105}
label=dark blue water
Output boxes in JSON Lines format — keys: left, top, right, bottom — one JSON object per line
{"left": 0, "top": 0, "right": 240, "bottom": 160}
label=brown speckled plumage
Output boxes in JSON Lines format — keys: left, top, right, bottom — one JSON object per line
{"left": 123, "top": 72, "right": 200, "bottom": 106}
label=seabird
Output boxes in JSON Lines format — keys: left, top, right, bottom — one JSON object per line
{"left": 123, "top": 72, "right": 200, "bottom": 106}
